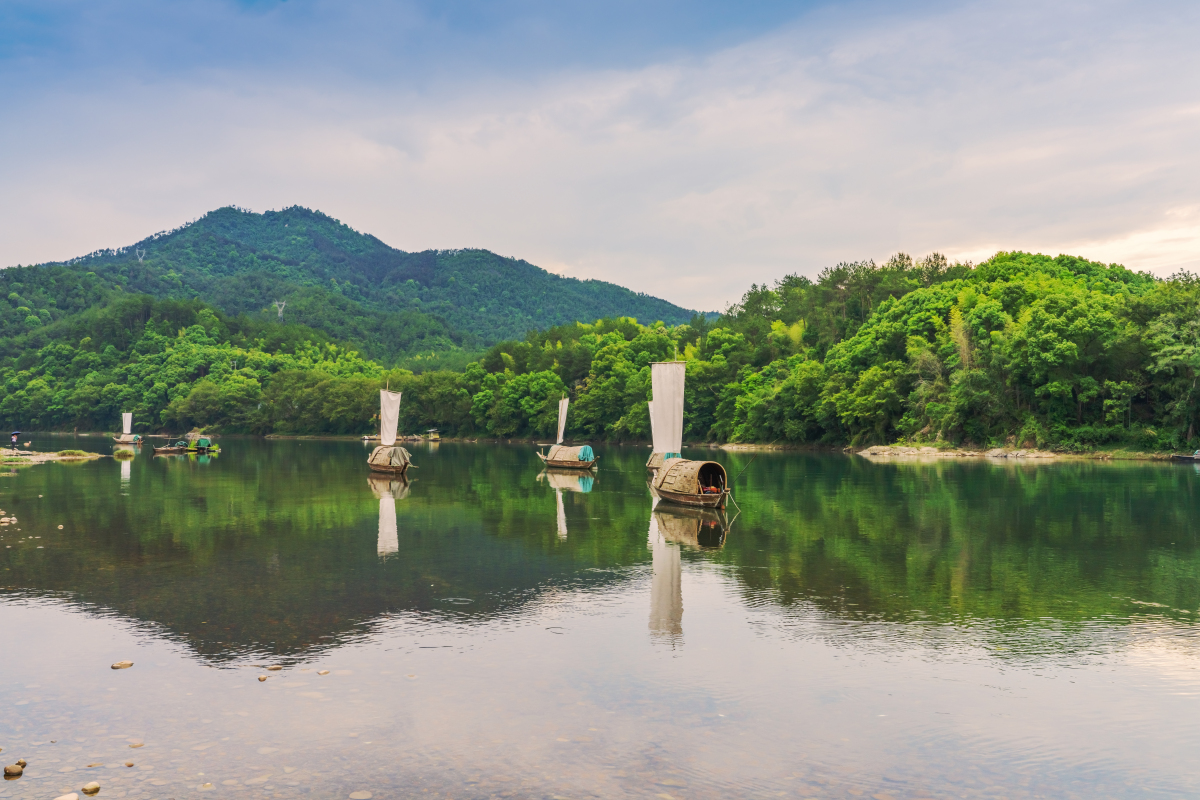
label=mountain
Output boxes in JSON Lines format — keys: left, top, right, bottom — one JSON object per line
{"left": 27, "top": 206, "right": 699, "bottom": 362}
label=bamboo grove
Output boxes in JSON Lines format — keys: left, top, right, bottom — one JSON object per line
{"left": 3, "top": 250, "right": 1200, "bottom": 450}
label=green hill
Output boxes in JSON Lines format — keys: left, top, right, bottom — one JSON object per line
{"left": 31, "top": 206, "right": 697, "bottom": 360}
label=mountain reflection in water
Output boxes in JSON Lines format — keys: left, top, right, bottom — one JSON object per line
{"left": 0, "top": 439, "right": 1198, "bottom": 799}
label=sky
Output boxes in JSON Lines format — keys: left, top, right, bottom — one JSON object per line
{"left": 1, "top": 0, "right": 1198, "bottom": 311}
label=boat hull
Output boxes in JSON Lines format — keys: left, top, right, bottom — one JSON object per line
{"left": 153, "top": 447, "right": 186, "bottom": 455}
{"left": 537, "top": 453, "right": 596, "bottom": 470}
{"left": 653, "top": 487, "right": 729, "bottom": 509}
{"left": 368, "top": 462, "right": 410, "bottom": 476}
{"left": 1172, "top": 454, "right": 1197, "bottom": 462}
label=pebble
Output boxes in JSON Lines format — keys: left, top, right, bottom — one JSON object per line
{"left": 81, "top": 781, "right": 101, "bottom": 795}
{"left": 16, "top": 760, "right": 26, "bottom": 767}
{"left": 58, "top": 525, "right": 64, "bottom": 529}
{"left": 318, "top": 670, "right": 330, "bottom": 676}
{"left": 258, "top": 675, "right": 268, "bottom": 682}
{"left": 266, "top": 665, "right": 283, "bottom": 671}
{"left": 111, "top": 661, "right": 134, "bottom": 670}
{"left": 125, "top": 762, "right": 134, "bottom": 768}
{"left": 128, "top": 743, "right": 144, "bottom": 748}
{"left": 3, "top": 764, "right": 22, "bottom": 777}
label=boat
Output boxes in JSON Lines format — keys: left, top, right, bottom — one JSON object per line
{"left": 537, "top": 396, "right": 596, "bottom": 470}
{"left": 425, "top": 429, "right": 440, "bottom": 441}
{"left": 153, "top": 440, "right": 189, "bottom": 455}
{"left": 113, "top": 412, "right": 142, "bottom": 444}
{"left": 1172, "top": 451, "right": 1200, "bottom": 462}
{"left": 645, "top": 361, "right": 731, "bottom": 509}
{"left": 368, "top": 389, "right": 413, "bottom": 475}
{"left": 187, "top": 436, "right": 220, "bottom": 453}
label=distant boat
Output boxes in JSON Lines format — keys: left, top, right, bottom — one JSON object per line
{"left": 113, "top": 412, "right": 142, "bottom": 444}
{"left": 537, "top": 395, "right": 596, "bottom": 470}
{"left": 153, "top": 440, "right": 189, "bottom": 455}
{"left": 646, "top": 361, "right": 730, "bottom": 509}
{"left": 368, "top": 389, "right": 412, "bottom": 475}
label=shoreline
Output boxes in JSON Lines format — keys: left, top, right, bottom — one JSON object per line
{"left": 12, "top": 432, "right": 1185, "bottom": 462}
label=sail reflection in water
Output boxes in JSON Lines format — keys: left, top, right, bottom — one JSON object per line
{"left": 537, "top": 470, "right": 594, "bottom": 540}
{"left": 648, "top": 496, "right": 734, "bottom": 643}
{"left": 369, "top": 474, "right": 410, "bottom": 556}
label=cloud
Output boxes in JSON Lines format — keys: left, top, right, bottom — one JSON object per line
{"left": 1, "top": 0, "right": 1198, "bottom": 309}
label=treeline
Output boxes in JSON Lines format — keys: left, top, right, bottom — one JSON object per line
{"left": 4, "top": 251, "right": 1200, "bottom": 451}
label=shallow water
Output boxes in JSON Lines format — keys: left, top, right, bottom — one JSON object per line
{"left": 1, "top": 439, "right": 1199, "bottom": 799}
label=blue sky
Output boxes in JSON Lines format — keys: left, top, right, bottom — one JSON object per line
{"left": 2, "top": 0, "right": 1198, "bottom": 309}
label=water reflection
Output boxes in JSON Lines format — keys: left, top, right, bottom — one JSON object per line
{"left": 1, "top": 441, "right": 1199, "bottom": 798}
{"left": 368, "top": 475, "right": 409, "bottom": 556}
{"left": 538, "top": 469, "right": 595, "bottom": 541}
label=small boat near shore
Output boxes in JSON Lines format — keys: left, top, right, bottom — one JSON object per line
{"left": 153, "top": 440, "right": 190, "bottom": 455}
{"left": 537, "top": 396, "right": 596, "bottom": 470}
{"left": 646, "top": 361, "right": 732, "bottom": 510}
{"left": 368, "top": 388, "right": 413, "bottom": 475}
{"left": 1171, "top": 451, "right": 1200, "bottom": 462}
{"left": 113, "top": 412, "right": 142, "bottom": 444}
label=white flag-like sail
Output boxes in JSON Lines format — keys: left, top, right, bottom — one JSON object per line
{"left": 650, "top": 362, "right": 685, "bottom": 455}
{"left": 122, "top": 413, "right": 132, "bottom": 435}
{"left": 557, "top": 396, "right": 569, "bottom": 445}
{"left": 647, "top": 401, "right": 655, "bottom": 448}
{"left": 380, "top": 390, "right": 402, "bottom": 446}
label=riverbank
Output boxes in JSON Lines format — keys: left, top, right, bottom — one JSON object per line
{"left": 854, "top": 444, "right": 1174, "bottom": 461}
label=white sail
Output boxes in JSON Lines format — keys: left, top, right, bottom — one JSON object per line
{"left": 378, "top": 496, "right": 398, "bottom": 555}
{"left": 650, "top": 362, "right": 685, "bottom": 456}
{"left": 556, "top": 489, "right": 568, "bottom": 541}
{"left": 122, "top": 413, "right": 132, "bottom": 436}
{"left": 647, "top": 401, "right": 655, "bottom": 448}
{"left": 379, "top": 390, "right": 402, "bottom": 446}
{"left": 557, "top": 396, "right": 569, "bottom": 445}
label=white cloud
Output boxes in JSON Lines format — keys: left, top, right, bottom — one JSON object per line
{"left": 1, "top": 0, "right": 1198, "bottom": 310}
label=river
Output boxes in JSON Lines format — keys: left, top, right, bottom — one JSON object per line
{"left": 1, "top": 439, "right": 1198, "bottom": 799}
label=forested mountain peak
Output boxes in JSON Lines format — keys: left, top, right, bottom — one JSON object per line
{"left": 53, "top": 205, "right": 699, "bottom": 348}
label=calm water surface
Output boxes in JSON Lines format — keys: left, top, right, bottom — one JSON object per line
{"left": 1, "top": 439, "right": 1199, "bottom": 799}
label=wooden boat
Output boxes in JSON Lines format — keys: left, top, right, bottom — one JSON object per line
{"left": 153, "top": 441, "right": 189, "bottom": 455}
{"left": 650, "top": 457, "right": 730, "bottom": 509}
{"left": 113, "top": 412, "right": 141, "bottom": 443}
{"left": 368, "top": 445, "right": 412, "bottom": 475}
{"left": 1171, "top": 452, "right": 1199, "bottom": 462}
{"left": 537, "top": 396, "right": 595, "bottom": 470}
{"left": 369, "top": 388, "right": 414, "bottom": 475}
{"left": 537, "top": 444, "right": 596, "bottom": 470}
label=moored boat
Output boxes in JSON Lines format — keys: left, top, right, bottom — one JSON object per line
{"left": 368, "top": 388, "right": 413, "bottom": 475}
{"left": 153, "top": 440, "right": 189, "bottom": 455}
{"left": 113, "top": 412, "right": 142, "bottom": 444}
{"left": 645, "top": 360, "right": 734, "bottom": 510}
{"left": 537, "top": 395, "right": 596, "bottom": 470}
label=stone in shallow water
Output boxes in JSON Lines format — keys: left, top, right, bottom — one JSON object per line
{"left": 111, "top": 661, "right": 134, "bottom": 670}
{"left": 4, "top": 764, "right": 23, "bottom": 776}
{"left": 81, "top": 780, "right": 101, "bottom": 795}
{"left": 124, "top": 762, "right": 134, "bottom": 768}
{"left": 266, "top": 665, "right": 283, "bottom": 671}
{"left": 258, "top": 675, "right": 268, "bottom": 682}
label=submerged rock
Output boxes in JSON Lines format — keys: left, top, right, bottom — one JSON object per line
{"left": 258, "top": 675, "right": 267, "bottom": 682}
{"left": 111, "top": 661, "right": 134, "bottom": 670}
{"left": 81, "top": 780, "right": 101, "bottom": 795}
{"left": 3, "top": 764, "right": 22, "bottom": 777}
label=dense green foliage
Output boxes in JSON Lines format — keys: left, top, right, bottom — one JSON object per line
{"left": 7, "top": 247, "right": 1200, "bottom": 451}
{"left": 28, "top": 206, "right": 697, "bottom": 360}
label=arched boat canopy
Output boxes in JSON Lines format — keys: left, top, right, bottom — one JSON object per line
{"left": 652, "top": 459, "right": 727, "bottom": 495}
{"left": 545, "top": 444, "right": 594, "bottom": 462}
